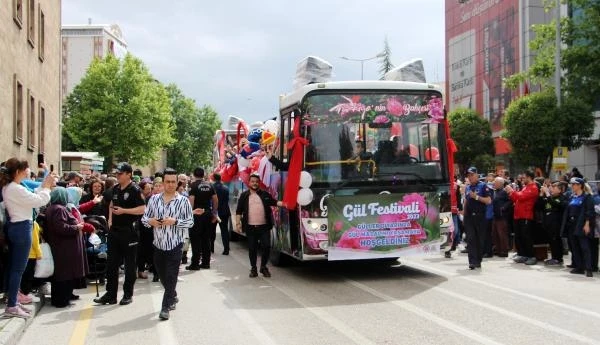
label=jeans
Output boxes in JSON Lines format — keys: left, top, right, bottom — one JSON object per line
{"left": 153, "top": 243, "right": 182, "bottom": 310}
{"left": 6, "top": 220, "right": 33, "bottom": 307}
{"left": 246, "top": 225, "right": 271, "bottom": 268}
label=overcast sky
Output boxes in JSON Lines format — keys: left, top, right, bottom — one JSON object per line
{"left": 62, "top": 0, "right": 445, "bottom": 125}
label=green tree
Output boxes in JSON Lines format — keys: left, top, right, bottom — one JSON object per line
{"left": 503, "top": 91, "right": 593, "bottom": 175}
{"left": 165, "top": 84, "right": 221, "bottom": 173}
{"left": 63, "top": 54, "right": 174, "bottom": 171}
{"left": 378, "top": 36, "right": 394, "bottom": 80}
{"left": 504, "top": 0, "right": 600, "bottom": 105}
{"left": 448, "top": 108, "right": 495, "bottom": 173}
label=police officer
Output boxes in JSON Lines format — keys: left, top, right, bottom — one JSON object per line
{"left": 463, "top": 167, "right": 492, "bottom": 270}
{"left": 186, "top": 167, "right": 218, "bottom": 270}
{"left": 94, "top": 163, "right": 145, "bottom": 305}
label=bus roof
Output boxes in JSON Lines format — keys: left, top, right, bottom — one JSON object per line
{"left": 279, "top": 80, "right": 443, "bottom": 110}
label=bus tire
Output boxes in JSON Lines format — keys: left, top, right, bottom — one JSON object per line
{"left": 380, "top": 257, "right": 400, "bottom": 265}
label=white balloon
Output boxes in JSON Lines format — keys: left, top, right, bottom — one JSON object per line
{"left": 299, "top": 171, "right": 313, "bottom": 188}
{"left": 262, "top": 120, "right": 279, "bottom": 136}
{"left": 297, "top": 188, "right": 314, "bottom": 206}
{"left": 238, "top": 157, "right": 249, "bottom": 168}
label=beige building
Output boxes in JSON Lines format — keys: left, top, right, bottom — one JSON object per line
{"left": 61, "top": 23, "right": 127, "bottom": 97}
{"left": 0, "top": 0, "right": 61, "bottom": 168}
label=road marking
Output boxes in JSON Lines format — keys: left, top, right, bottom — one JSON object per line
{"left": 201, "top": 269, "right": 279, "bottom": 345}
{"left": 408, "top": 278, "right": 600, "bottom": 345}
{"left": 344, "top": 278, "right": 505, "bottom": 345}
{"left": 68, "top": 301, "right": 94, "bottom": 345}
{"left": 402, "top": 258, "right": 600, "bottom": 320}
{"left": 149, "top": 279, "right": 179, "bottom": 345}
{"left": 228, "top": 251, "right": 374, "bottom": 345}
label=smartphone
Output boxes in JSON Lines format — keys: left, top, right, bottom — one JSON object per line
{"left": 37, "top": 153, "right": 44, "bottom": 167}
{"left": 50, "top": 164, "right": 54, "bottom": 172}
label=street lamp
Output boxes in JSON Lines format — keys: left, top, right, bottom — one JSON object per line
{"left": 339, "top": 53, "right": 385, "bottom": 80}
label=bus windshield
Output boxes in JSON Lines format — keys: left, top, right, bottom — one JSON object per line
{"left": 302, "top": 91, "right": 447, "bottom": 184}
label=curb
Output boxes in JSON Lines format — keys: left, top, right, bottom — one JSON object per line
{"left": 0, "top": 295, "right": 45, "bottom": 345}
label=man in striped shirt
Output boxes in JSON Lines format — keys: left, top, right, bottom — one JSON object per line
{"left": 141, "top": 169, "right": 194, "bottom": 320}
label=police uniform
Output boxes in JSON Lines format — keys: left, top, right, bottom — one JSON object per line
{"left": 464, "top": 180, "right": 491, "bottom": 268}
{"left": 187, "top": 179, "right": 216, "bottom": 269}
{"left": 104, "top": 180, "right": 145, "bottom": 303}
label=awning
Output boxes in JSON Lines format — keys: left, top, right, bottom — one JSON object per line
{"left": 494, "top": 137, "right": 512, "bottom": 155}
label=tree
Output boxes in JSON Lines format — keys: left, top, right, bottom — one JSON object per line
{"left": 378, "top": 36, "right": 394, "bottom": 80}
{"left": 165, "top": 84, "right": 221, "bottom": 173}
{"left": 504, "top": 0, "right": 600, "bottom": 106}
{"left": 448, "top": 108, "right": 495, "bottom": 173}
{"left": 503, "top": 91, "right": 593, "bottom": 175}
{"left": 63, "top": 54, "right": 174, "bottom": 171}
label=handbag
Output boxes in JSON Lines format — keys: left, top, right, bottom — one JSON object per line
{"left": 34, "top": 242, "right": 54, "bottom": 278}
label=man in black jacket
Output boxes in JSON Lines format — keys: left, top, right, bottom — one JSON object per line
{"left": 235, "top": 173, "right": 286, "bottom": 278}
{"left": 212, "top": 173, "right": 231, "bottom": 255}
{"left": 492, "top": 177, "right": 512, "bottom": 257}
{"left": 541, "top": 181, "right": 567, "bottom": 265}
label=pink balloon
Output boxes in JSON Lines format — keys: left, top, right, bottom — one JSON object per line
{"left": 425, "top": 147, "right": 440, "bottom": 160}
{"left": 409, "top": 144, "right": 418, "bottom": 158}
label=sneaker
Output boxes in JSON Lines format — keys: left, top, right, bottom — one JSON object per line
{"left": 159, "top": 308, "right": 170, "bottom": 320}
{"left": 524, "top": 257, "right": 537, "bottom": 265}
{"left": 444, "top": 251, "right": 452, "bottom": 259}
{"left": 513, "top": 256, "right": 528, "bottom": 263}
{"left": 570, "top": 268, "right": 585, "bottom": 274}
{"left": 185, "top": 265, "right": 201, "bottom": 271}
{"left": 119, "top": 296, "right": 133, "bottom": 305}
{"left": 249, "top": 267, "right": 258, "bottom": 278}
{"left": 199, "top": 264, "right": 210, "bottom": 269}
{"left": 17, "top": 303, "right": 32, "bottom": 314}
{"left": 38, "top": 283, "right": 51, "bottom": 295}
{"left": 259, "top": 267, "right": 271, "bottom": 278}
{"left": 137, "top": 272, "right": 148, "bottom": 279}
{"left": 586, "top": 270, "right": 593, "bottom": 277}
{"left": 544, "top": 259, "right": 562, "bottom": 266}
{"left": 18, "top": 291, "right": 32, "bottom": 305}
{"left": 4, "top": 306, "right": 31, "bottom": 318}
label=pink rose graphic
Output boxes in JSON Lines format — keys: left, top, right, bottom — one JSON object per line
{"left": 426, "top": 206, "right": 439, "bottom": 224}
{"left": 401, "top": 193, "right": 427, "bottom": 216}
{"left": 428, "top": 97, "right": 444, "bottom": 123}
{"left": 336, "top": 228, "right": 364, "bottom": 249}
{"left": 378, "top": 210, "right": 408, "bottom": 226}
{"left": 387, "top": 98, "right": 404, "bottom": 116}
{"left": 373, "top": 115, "right": 390, "bottom": 124}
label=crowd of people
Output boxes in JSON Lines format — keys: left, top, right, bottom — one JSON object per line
{"left": 0, "top": 158, "right": 272, "bottom": 321}
{"left": 446, "top": 166, "right": 598, "bottom": 277}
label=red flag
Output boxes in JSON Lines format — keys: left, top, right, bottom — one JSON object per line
{"left": 524, "top": 82, "right": 530, "bottom": 96}
{"left": 283, "top": 117, "right": 308, "bottom": 210}
{"left": 444, "top": 118, "right": 458, "bottom": 214}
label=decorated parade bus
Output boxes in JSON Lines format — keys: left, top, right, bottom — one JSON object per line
{"left": 213, "top": 81, "right": 455, "bottom": 264}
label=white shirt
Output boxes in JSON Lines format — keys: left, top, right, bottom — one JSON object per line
{"left": 141, "top": 192, "right": 194, "bottom": 250}
{"left": 2, "top": 182, "right": 51, "bottom": 222}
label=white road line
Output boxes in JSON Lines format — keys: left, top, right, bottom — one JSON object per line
{"left": 149, "top": 279, "right": 180, "bottom": 345}
{"left": 201, "top": 269, "right": 278, "bottom": 345}
{"left": 344, "top": 278, "right": 505, "bottom": 345}
{"left": 228, "top": 252, "right": 375, "bottom": 345}
{"left": 401, "top": 258, "right": 600, "bottom": 320}
{"left": 408, "top": 278, "right": 600, "bottom": 345}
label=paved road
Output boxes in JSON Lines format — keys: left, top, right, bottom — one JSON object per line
{"left": 19, "top": 231, "right": 600, "bottom": 345}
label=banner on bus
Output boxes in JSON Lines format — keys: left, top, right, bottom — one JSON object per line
{"left": 327, "top": 192, "right": 441, "bottom": 261}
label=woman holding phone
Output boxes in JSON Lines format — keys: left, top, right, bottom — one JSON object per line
{"left": 1, "top": 158, "right": 55, "bottom": 318}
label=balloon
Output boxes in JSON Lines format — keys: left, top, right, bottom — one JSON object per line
{"left": 425, "top": 147, "right": 440, "bottom": 160}
{"left": 261, "top": 131, "right": 277, "bottom": 145}
{"left": 297, "top": 188, "right": 314, "bottom": 206}
{"left": 299, "top": 171, "right": 312, "bottom": 188}
{"left": 238, "top": 157, "right": 249, "bottom": 168}
{"left": 263, "top": 120, "right": 279, "bottom": 135}
{"left": 409, "top": 144, "right": 418, "bottom": 158}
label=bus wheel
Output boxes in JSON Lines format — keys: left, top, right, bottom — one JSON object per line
{"left": 380, "top": 257, "right": 401, "bottom": 265}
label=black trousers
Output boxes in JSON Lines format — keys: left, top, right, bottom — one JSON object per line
{"left": 464, "top": 214, "right": 486, "bottom": 265}
{"left": 219, "top": 215, "right": 230, "bottom": 252}
{"left": 137, "top": 227, "right": 155, "bottom": 273}
{"left": 51, "top": 279, "right": 73, "bottom": 307}
{"left": 591, "top": 238, "right": 599, "bottom": 271}
{"left": 105, "top": 229, "right": 137, "bottom": 298}
{"left": 514, "top": 219, "right": 534, "bottom": 258}
{"left": 246, "top": 225, "right": 271, "bottom": 268}
{"left": 20, "top": 259, "right": 37, "bottom": 295}
{"left": 153, "top": 243, "right": 182, "bottom": 310}
{"left": 544, "top": 215, "right": 564, "bottom": 262}
{"left": 569, "top": 228, "right": 592, "bottom": 271}
{"left": 210, "top": 221, "right": 217, "bottom": 253}
{"left": 483, "top": 218, "right": 493, "bottom": 256}
{"left": 190, "top": 214, "right": 211, "bottom": 266}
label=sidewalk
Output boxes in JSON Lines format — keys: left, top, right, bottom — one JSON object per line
{"left": 0, "top": 295, "right": 45, "bottom": 345}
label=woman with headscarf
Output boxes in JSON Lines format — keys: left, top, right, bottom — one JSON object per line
{"left": 45, "top": 187, "right": 89, "bottom": 307}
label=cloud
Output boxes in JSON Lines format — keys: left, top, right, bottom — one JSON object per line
{"left": 62, "top": 0, "right": 444, "bottom": 124}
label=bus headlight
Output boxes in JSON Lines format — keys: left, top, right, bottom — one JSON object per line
{"left": 303, "top": 219, "right": 328, "bottom": 234}
{"left": 439, "top": 212, "right": 452, "bottom": 228}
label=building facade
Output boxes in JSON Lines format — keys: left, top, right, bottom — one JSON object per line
{"left": 61, "top": 23, "right": 127, "bottom": 97}
{"left": 0, "top": 0, "right": 61, "bottom": 168}
{"left": 446, "top": 0, "right": 599, "bottom": 178}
